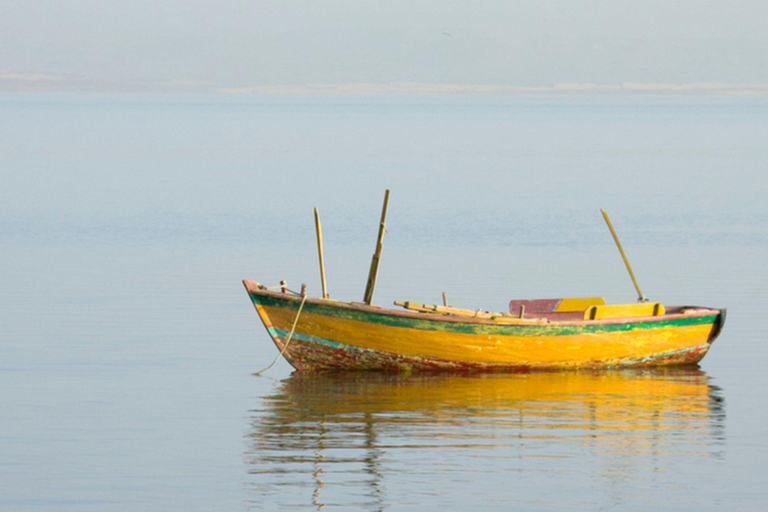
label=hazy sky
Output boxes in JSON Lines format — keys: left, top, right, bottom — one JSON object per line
{"left": 2, "top": 0, "right": 768, "bottom": 92}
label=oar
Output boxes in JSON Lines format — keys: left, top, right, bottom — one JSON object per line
{"left": 600, "top": 209, "right": 647, "bottom": 302}
{"left": 363, "top": 189, "right": 390, "bottom": 305}
{"left": 314, "top": 208, "right": 329, "bottom": 299}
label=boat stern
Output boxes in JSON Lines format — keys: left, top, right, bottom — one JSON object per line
{"left": 708, "top": 308, "right": 727, "bottom": 345}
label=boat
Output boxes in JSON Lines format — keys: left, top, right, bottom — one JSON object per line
{"left": 243, "top": 280, "right": 725, "bottom": 371}
{"left": 243, "top": 191, "right": 725, "bottom": 372}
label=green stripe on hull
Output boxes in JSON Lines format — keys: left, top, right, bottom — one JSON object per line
{"left": 251, "top": 293, "right": 718, "bottom": 336}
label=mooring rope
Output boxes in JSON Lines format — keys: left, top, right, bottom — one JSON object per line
{"left": 253, "top": 293, "right": 308, "bottom": 376}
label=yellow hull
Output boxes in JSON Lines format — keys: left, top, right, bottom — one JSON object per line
{"left": 244, "top": 282, "right": 725, "bottom": 371}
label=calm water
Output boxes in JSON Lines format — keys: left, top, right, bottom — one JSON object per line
{"left": 1, "top": 93, "right": 767, "bottom": 510}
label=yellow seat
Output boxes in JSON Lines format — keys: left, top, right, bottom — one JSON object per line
{"left": 556, "top": 297, "right": 606, "bottom": 313}
{"left": 584, "top": 302, "right": 666, "bottom": 320}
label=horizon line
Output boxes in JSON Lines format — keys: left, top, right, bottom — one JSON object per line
{"left": 217, "top": 82, "right": 768, "bottom": 96}
{"left": 2, "top": 73, "right": 768, "bottom": 96}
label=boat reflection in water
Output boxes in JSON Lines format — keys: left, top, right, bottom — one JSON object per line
{"left": 244, "top": 369, "right": 724, "bottom": 510}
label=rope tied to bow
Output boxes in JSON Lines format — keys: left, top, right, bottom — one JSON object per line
{"left": 253, "top": 293, "right": 308, "bottom": 376}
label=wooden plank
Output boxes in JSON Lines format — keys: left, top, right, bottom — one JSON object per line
{"left": 584, "top": 302, "right": 666, "bottom": 320}
{"left": 395, "top": 301, "right": 546, "bottom": 323}
{"left": 557, "top": 297, "right": 606, "bottom": 312}
{"left": 509, "top": 298, "right": 561, "bottom": 314}
{"left": 395, "top": 300, "right": 483, "bottom": 317}
{"left": 509, "top": 297, "right": 606, "bottom": 314}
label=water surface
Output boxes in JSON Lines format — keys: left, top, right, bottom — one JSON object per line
{"left": 1, "top": 93, "right": 767, "bottom": 510}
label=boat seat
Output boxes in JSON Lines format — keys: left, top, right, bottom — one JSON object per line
{"left": 584, "top": 302, "right": 665, "bottom": 320}
{"left": 509, "top": 297, "right": 606, "bottom": 315}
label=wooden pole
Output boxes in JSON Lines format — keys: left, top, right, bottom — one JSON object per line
{"left": 314, "top": 208, "right": 329, "bottom": 299}
{"left": 363, "top": 189, "right": 390, "bottom": 305}
{"left": 601, "top": 209, "right": 647, "bottom": 302}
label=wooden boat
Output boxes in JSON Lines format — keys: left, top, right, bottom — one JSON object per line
{"left": 243, "top": 192, "right": 725, "bottom": 372}
{"left": 243, "top": 280, "right": 725, "bottom": 371}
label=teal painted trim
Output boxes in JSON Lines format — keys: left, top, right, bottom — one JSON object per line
{"left": 250, "top": 292, "right": 718, "bottom": 337}
{"left": 272, "top": 327, "right": 376, "bottom": 354}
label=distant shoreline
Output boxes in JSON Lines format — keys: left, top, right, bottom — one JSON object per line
{"left": 217, "top": 82, "right": 768, "bottom": 96}
{"left": 2, "top": 74, "right": 768, "bottom": 96}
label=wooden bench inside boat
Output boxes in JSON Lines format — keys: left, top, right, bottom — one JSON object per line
{"left": 508, "top": 297, "right": 665, "bottom": 320}
{"left": 508, "top": 297, "right": 606, "bottom": 315}
{"left": 583, "top": 302, "right": 665, "bottom": 320}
